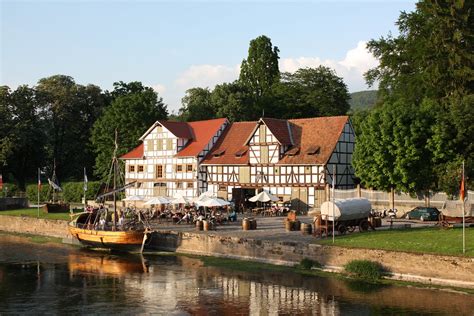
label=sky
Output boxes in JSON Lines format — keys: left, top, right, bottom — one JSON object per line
{"left": 1, "top": 0, "right": 416, "bottom": 113}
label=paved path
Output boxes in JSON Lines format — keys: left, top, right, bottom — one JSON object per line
{"left": 149, "top": 215, "right": 438, "bottom": 243}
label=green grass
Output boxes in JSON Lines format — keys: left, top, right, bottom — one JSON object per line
{"left": 344, "top": 260, "right": 384, "bottom": 281}
{"left": 316, "top": 227, "right": 474, "bottom": 257}
{"left": 0, "top": 231, "right": 62, "bottom": 244}
{"left": 0, "top": 208, "right": 73, "bottom": 221}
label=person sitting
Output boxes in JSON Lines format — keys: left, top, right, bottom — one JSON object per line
{"left": 228, "top": 210, "right": 237, "bottom": 222}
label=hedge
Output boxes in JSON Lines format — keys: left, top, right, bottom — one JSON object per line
{"left": 26, "top": 181, "right": 102, "bottom": 203}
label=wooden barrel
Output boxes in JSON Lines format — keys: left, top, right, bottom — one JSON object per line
{"left": 302, "top": 223, "right": 312, "bottom": 235}
{"left": 293, "top": 220, "right": 301, "bottom": 231}
{"left": 203, "top": 220, "right": 210, "bottom": 231}
{"left": 242, "top": 218, "right": 250, "bottom": 231}
{"left": 196, "top": 220, "right": 203, "bottom": 231}
{"left": 250, "top": 219, "right": 257, "bottom": 230}
{"left": 285, "top": 219, "right": 292, "bottom": 231}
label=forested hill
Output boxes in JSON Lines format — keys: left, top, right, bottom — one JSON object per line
{"left": 349, "top": 90, "right": 378, "bottom": 110}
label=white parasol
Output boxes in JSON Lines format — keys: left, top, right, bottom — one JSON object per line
{"left": 249, "top": 190, "right": 279, "bottom": 203}
{"left": 171, "top": 193, "right": 191, "bottom": 204}
{"left": 144, "top": 196, "right": 171, "bottom": 205}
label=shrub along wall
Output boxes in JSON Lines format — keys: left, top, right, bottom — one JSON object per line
{"left": 26, "top": 181, "right": 101, "bottom": 203}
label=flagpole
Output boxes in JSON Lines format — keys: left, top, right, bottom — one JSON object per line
{"left": 37, "top": 168, "right": 40, "bottom": 218}
{"left": 462, "top": 161, "right": 465, "bottom": 254}
{"left": 84, "top": 167, "right": 87, "bottom": 211}
{"left": 332, "top": 167, "right": 336, "bottom": 244}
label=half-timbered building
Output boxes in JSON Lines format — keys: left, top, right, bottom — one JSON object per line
{"left": 201, "top": 116, "right": 356, "bottom": 211}
{"left": 120, "top": 118, "right": 228, "bottom": 199}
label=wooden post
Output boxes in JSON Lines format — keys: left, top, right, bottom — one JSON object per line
{"left": 325, "top": 183, "right": 330, "bottom": 202}
{"left": 357, "top": 184, "right": 361, "bottom": 198}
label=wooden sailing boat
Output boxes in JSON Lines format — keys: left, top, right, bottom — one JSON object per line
{"left": 68, "top": 131, "right": 150, "bottom": 253}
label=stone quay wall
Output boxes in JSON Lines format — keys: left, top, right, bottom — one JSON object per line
{"left": 0, "top": 215, "right": 71, "bottom": 239}
{"left": 149, "top": 230, "right": 474, "bottom": 288}
{"left": 0, "top": 198, "right": 28, "bottom": 210}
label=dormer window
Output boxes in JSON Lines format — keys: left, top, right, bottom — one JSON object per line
{"left": 213, "top": 148, "right": 226, "bottom": 157}
{"left": 306, "top": 146, "right": 321, "bottom": 155}
{"left": 285, "top": 146, "right": 300, "bottom": 156}
{"left": 235, "top": 147, "right": 248, "bottom": 157}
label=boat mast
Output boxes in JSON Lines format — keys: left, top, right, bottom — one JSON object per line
{"left": 113, "top": 130, "right": 118, "bottom": 231}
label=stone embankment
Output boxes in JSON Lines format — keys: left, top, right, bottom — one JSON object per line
{"left": 1, "top": 215, "right": 473, "bottom": 289}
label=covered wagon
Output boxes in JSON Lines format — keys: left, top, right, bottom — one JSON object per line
{"left": 316, "top": 198, "right": 372, "bottom": 234}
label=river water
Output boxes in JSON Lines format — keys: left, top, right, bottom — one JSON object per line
{"left": 0, "top": 233, "right": 472, "bottom": 315}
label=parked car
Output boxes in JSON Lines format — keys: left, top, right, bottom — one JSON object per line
{"left": 405, "top": 207, "right": 440, "bottom": 221}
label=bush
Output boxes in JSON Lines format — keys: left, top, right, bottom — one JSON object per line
{"left": 1, "top": 183, "right": 19, "bottom": 197}
{"left": 26, "top": 184, "right": 50, "bottom": 203}
{"left": 298, "top": 258, "right": 321, "bottom": 270}
{"left": 344, "top": 260, "right": 384, "bottom": 281}
{"left": 26, "top": 181, "right": 102, "bottom": 203}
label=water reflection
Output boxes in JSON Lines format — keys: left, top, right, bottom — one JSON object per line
{"left": 0, "top": 233, "right": 473, "bottom": 315}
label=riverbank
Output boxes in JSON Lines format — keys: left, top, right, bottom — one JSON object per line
{"left": 1, "top": 215, "right": 473, "bottom": 289}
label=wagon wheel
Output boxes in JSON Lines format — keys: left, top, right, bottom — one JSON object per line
{"left": 359, "top": 220, "right": 369, "bottom": 232}
{"left": 337, "top": 224, "right": 347, "bottom": 235}
{"left": 347, "top": 226, "right": 356, "bottom": 233}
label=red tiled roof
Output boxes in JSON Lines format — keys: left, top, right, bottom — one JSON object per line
{"left": 175, "top": 118, "right": 228, "bottom": 157}
{"left": 277, "top": 116, "right": 349, "bottom": 165}
{"left": 201, "top": 122, "right": 256, "bottom": 165}
{"left": 261, "top": 118, "right": 293, "bottom": 145}
{"left": 159, "top": 121, "right": 194, "bottom": 139}
{"left": 120, "top": 143, "right": 144, "bottom": 159}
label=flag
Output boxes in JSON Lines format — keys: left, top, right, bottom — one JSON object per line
{"left": 48, "top": 178, "right": 62, "bottom": 191}
{"left": 38, "top": 171, "right": 41, "bottom": 190}
{"left": 84, "top": 168, "right": 88, "bottom": 191}
{"left": 0, "top": 174, "right": 3, "bottom": 191}
{"left": 460, "top": 170, "right": 465, "bottom": 202}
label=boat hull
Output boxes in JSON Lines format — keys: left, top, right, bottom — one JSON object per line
{"left": 68, "top": 225, "right": 147, "bottom": 253}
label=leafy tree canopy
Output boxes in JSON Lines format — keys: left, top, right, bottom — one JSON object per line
{"left": 239, "top": 35, "right": 280, "bottom": 98}
{"left": 178, "top": 87, "right": 216, "bottom": 122}
{"left": 91, "top": 82, "right": 168, "bottom": 180}
{"left": 272, "top": 67, "right": 350, "bottom": 118}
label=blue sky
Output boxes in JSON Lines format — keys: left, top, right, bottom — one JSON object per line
{"left": 1, "top": 1, "right": 416, "bottom": 112}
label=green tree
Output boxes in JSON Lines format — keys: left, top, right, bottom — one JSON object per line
{"left": 91, "top": 82, "right": 168, "bottom": 180}
{"left": 35, "top": 75, "right": 108, "bottom": 181}
{"left": 212, "top": 82, "right": 254, "bottom": 122}
{"left": 353, "top": 99, "right": 435, "bottom": 193}
{"left": 272, "top": 67, "right": 350, "bottom": 118}
{"left": 363, "top": 0, "right": 474, "bottom": 194}
{"left": 0, "top": 85, "right": 46, "bottom": 189}
{"left": 239, "top": 35, "right": 280, "bottom": 98}
{"left": 178, "top": 87, "right": 216, "bottom": 122}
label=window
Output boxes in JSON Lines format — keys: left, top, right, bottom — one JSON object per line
{"left": 138, "top": 165, "right": 144, "bottom": 172}
{"left": 187, "top": 182, "right": 194, "bottom": 189}
{"left": 187, "top": 164, "right": 193, "bottom": 172}
{"left": 155, "top": 165, "right": 163, "bottom": 178}
{"left": 176, "top": 165, "right": 183, "bottom": 172}
{"left": 153, "top": 182, "right": 166, "bottom": 187}
{"left": 176, "top": 182, "right": 183, "bottom": 189}
{"left": 218, "top": 185, "right": 227, "bottom": 191}
{"left": 157, "top": 139, "right": 163, "bottom": 150}
{"left": 166, "top": 139, "right": 173, "bottom": 150}
{"left": 129, "top": 165, "right": 135, "bottom": 172}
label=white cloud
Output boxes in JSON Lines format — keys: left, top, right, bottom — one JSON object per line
{"left": 280, "top": 41, "right": 378, "bottom": 91}
{"left": 151, "top": 83, "right": 166, "bottom": 94}
{"left": 166, "top": 41, "right": 378, "bottom": 111}
{"left": 175, "top": 64, "right": 240, "bottom": 89}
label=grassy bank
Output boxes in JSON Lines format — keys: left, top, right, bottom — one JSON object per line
{"left": 0, "top": 208, "right": 72, "bottom": 221}
{"left": 198, "top": 255, "right": 474, "bottom": 294}
{"left": 0, "top": 231, "right": 63, "bottom": 244}
{"left": 316, "top": 227, "right": 474, "bottom": 257}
